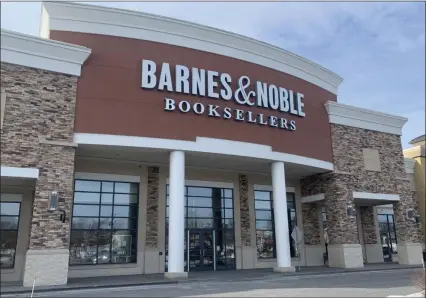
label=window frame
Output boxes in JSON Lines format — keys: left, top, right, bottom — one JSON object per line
{"left": 0, "top": 201, "right": 21, "bottom": 269}
{"left": 254, "top": 190, "right": 297, "bottom": 259}
{"left": 69, "top": 179, "right": 139, "bottom": 266}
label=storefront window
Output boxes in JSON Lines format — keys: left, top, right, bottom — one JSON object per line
{"left": 254, "top": 191, "right": 297, "bottom": 259}
{"left": 0, "top": 202, "right": 21, "bottom": 269}
{"left": 69, "top": 180, "right": 139, "bottom": 265}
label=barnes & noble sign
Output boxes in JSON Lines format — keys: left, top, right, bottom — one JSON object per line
{"left": 141, "top": 59, "right": 306, "bottom": 131}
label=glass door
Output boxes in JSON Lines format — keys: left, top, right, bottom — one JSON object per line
{"left": 378, "top": 214, "right": 398, "bottom": 262}
{"left": 165, "top": 186, "right": 235, "bottom": 272}
{"left": 187, "top": 229, "right": 214, "bottom": 271}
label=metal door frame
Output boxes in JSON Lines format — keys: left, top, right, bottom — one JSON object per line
{"left": 379, "top": 213, "right": 397, "bottom": 262}
{"left": 186, "top": 228, "right": 216, "bottom": 272}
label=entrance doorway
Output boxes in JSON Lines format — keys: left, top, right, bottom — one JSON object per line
{"left": 187, "top": 229, "right": 215, "bottom": 271}
{"left": 165, "top": 185, "right": 236, "bottom": 272}
{"left": 378, "top": 213, "right": 397, "bottom": 262}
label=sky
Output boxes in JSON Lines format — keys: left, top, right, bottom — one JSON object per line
{"left": 1, "top": 1, "right": 425, "bottom": 149}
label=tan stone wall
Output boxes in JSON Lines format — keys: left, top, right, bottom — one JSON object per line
{"left": 360, "top": 206, "right": 377, "bottom": 244}
{"left": 1, "top": 62, "right": 78, "bottom": 250}
{"left": 146, "top": 166, "right": 159, "bottom": 248}
{"left": 239, "top": 175, "right": 251, "bottom": 247}
{"left": 301, "top": 173, "right": 359, "bottom": 245}
{"left": 301, "top": 124, "right": 423, "bottom": 246}
{"left": 302, "top": 203, "right": 321, "bottom": 245}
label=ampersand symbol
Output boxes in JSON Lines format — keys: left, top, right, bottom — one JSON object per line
{"left": 234, "top": 76, "right": 256, "bottom": 106}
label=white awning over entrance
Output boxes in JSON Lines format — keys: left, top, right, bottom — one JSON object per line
{"left": 353, "top": 191, "right": 400, "bottom": 206}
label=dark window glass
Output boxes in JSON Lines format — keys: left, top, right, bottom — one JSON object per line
{"left": 114, "top": 194, "right": 138, "bottom": 205}
{"left": 322, "top": 206, "right": 327, "bottom": 230}
{"left": 0, "top": 202, "right": 21, "bottom": 269}
{"left": 254, "top": 191, "right": 297, "bottom": 259}
{"left": 187, "top": 207, "right": 213, "bottom": 218}
{"left": 187, "top": 197, "right": 212, "bottom": 208}
{"left": 114, "top": 183, "right": 138, "bottom": 194}
{"left": 70, "top": 179, "right": 139, "bottom": 266}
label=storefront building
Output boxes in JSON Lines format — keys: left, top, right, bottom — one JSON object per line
{"left": 0, "top": 2, "right": 424, "bottom": 287}
{"left": 404, "top": 135, "right": 426, "bottom": 251}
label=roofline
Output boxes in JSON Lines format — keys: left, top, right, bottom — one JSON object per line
{"left": 1, "top": 28, "right": 91, "bottom": 76}
{"left": 41, "top": 1, "right": 343, "bottom": 94}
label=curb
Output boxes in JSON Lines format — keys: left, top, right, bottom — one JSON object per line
{"left": 1, "top": 280, "right": 177, "bottom": 295}
{"left": 2, "top": 265, "right": 422, "bottom": 295}
{"left": 176, "top": 265, "right": 423, "bottom": 285}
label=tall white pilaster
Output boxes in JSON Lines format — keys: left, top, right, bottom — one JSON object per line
{"left": 165, "top": 150, "right": 187, "bottom": 278}
{"left": 271, "top": 161, "right": 294, "bottom": 272}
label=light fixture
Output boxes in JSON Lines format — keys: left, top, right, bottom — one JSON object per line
{"left": 48, "top": 191, "right": 58, "bottom": 211}
{"left": 347, "top": 205, "right": 355, "bottom": 217}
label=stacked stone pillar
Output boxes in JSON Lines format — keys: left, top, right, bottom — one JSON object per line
{"left": 301, "top": 173, "right": 363, "bottom": 268}
{"left": 302, "top": 203, "right": 323, "bottom": 266}
{"left": 359, "top": 206, "right": 383, "bottom": 263}
{"left": 145, "top": 166, "right": 160, "bottom": 273}
{"left": 238, "top": 175, "right": 256, "bottom": 269}
{"left": 23, "top": 143, "right": 76, "bottom": 287}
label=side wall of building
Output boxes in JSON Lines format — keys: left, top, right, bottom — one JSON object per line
{"left": 301, "top": 124, "right": 424, "bottom": 267}
{"left": 0, "top": 62, "right": 78, "bottom": 285}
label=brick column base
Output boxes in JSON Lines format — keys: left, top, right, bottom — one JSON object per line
{"left": 23, "top": 249, "right": 69, "bottom": 287}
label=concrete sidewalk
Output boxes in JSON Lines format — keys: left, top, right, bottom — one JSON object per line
{"left": 1, "top": 263, "right": 422, "bottom": 295}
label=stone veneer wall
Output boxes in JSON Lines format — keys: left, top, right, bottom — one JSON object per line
{"left": 301, "top": 124, "right": 424, "bottom": 246}
{"left": 360, "top": 206, "right": 378, "bottom": 244}
{"left": 239, "top": 175, "right": 251, "bottom": 247}
{"left": 146, "top": 166, "right": 159, "bottom": 248}
{"left": 1, "top": 62, "right": 78, "bottom": 284}
{"left": 302, "top": 173, "right": 359, "bottom": 244}
{"left": 302, "top": 203, "right": 321, "bottom": 245}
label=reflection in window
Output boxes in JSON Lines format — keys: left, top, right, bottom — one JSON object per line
{"left": 69, "top": 180, "right": 139, "bottom": 266}
{"left": 0, "top": 202, "right": 21, "bottom": 269}
{"left": 254, "top": 191, "right": 297, "bottom": 259}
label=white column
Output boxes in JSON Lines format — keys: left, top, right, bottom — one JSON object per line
{"left": 271, "top": 161, "right": 294, "bottom": 272}
{"left": 166, "top": 151, "right": 187, "bottom": 278}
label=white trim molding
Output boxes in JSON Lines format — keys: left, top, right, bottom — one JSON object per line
{"left": 301, "top": 193, "right": 325, "bottom": 204}
{"left": 1, "top": 29, "right": 91, "bottom": 76}
{"left": 0, "top": 193, "right": 23, "bottom": 202}
{"left": 325, "top": 101, "right": 407, "bottom": 135}
{"left": 74, "top": 172, "right": 140, "bottom": 183}
{"left": 41, "top": 2, "right": 343, "bottom": 94}
{"left": 253, "top": 184, "right": 295, "bottom": 193}
{"left": 165, "top": 179, "right": 234, "bottom": 189}
{"left": 74, "top": 133, "right": 334, "bottom": 171}
{"left": 352, "top": 191, "right": 400, "bottom": 202}
{"left": 404, "top": 158, "right": 415, "bottom": 174}
{"left": 1, "top": 166, "right": 39, "bottom": 179}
